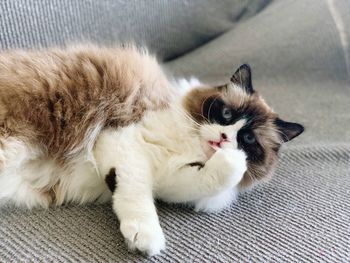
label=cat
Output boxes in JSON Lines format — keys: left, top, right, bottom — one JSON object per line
{"left": 0, "top": 44, "right": 304, "bottom": 256}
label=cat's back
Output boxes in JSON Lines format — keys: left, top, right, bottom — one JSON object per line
{"left": 0, "top": 45, "right": 175, "bottom": 159}
{"left": 0, "top": 44, "right": 173, "bottom": 105}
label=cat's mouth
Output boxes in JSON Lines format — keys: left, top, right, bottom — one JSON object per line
{"left": 208, "top": 138, "right": 230, "bottom": 150}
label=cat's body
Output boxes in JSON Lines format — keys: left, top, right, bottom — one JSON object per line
{"left": 0, "top": 45, "right": 174, "bottom": 207}
{"left": 0, "top": 45, "right": 304, "bottom": 256}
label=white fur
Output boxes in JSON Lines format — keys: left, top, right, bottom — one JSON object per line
{"left": 194, "top": 187, "right": 237, "bottom": 213}
{"left": 0, "top": 137, "right": 51, "bottom": 208}
{"left": 92, "top": 99, "right": 247, "bottom": 255}
{"left": 0, "top": 79, "right": 248, "bottom": 256}
{"left": 0, "top": 137, "right": 111, "bottom": 207}
{"left": 173, "top": 77, "right": 201, "bottom": 95}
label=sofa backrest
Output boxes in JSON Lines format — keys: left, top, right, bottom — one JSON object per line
{"left": 0, "top": 0, "right": 271, "bottom": 61}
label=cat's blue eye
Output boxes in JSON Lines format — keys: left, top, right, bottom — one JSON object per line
{"left": 222, "top": 106, "right": 232, "bottom": 120}
{"left": 243, "top": 132, "right": 256, "bottom": 144}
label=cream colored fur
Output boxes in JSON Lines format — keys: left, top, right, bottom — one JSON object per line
{"left": 0, "top": 45, "right": 305, "bottom": 257}
{"left": 0, "top": 80, "right": 247, "bottom": 256}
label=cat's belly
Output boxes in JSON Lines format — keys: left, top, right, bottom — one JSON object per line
{"left": 55, "top": 156, "right": 112, "bottom": 205}
{"left": 16, "top": 154, "right": 112, "bottom": 206}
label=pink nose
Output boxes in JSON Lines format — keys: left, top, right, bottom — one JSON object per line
{"left": 221, "top": 133, "right": 227, "bottom": 140}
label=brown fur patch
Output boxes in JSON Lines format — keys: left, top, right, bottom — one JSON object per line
{"left": 0, "top": 45, "right": 175, "bottom": 162}
{"left": 182, "top": 87, "right": 222, "bottom": 124}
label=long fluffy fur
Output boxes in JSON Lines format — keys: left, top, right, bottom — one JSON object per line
{"left": 0, "top": 45, "right": 175, "bottom": 207}
{"left": 0, "top": 44, "right": 174, "bottom": 160}
{"left": 0, "top": 45, "right": 302, "bottom": 256}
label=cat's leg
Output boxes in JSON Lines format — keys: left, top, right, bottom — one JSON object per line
{"left": 0, "top": 137, "right": 31, "bottom": 171}
{"left": 156, "top": 147, "right": 247, "bottom": 206}
{"left": 0, "top": 172, "right": 54, "bottom": 208}
{"left": 0, "top": 137, "right": 50, "bottom": 208}
{"left": 95, "top": 129, "right": 165, "bottom": 255}
{"left": 111, "top": 167, "right": 165, "bottom": 256}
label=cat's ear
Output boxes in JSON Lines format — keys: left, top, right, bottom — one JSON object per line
{"left": 230, "top": 64, "right": 254, "bottom": 94}
{"left": 274, "top": 118, "right": 304, "bottom": 142}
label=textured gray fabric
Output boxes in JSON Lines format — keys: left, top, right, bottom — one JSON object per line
{"left": 0, "top": 0, "right": 270, "bottom": 61}
{"left": 1, "top": 145, "right": 350, "bottom": 262}
{"left": 1, "top": 0, "right": 350, "bottom": 262}
{"left": 166, "top": 0, "right": 350, "bottom": 146}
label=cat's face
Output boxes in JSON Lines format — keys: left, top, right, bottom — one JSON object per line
{"left": 183, "top": 64, "right": 304, "bottom": 188}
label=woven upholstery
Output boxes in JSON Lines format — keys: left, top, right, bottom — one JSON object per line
{"left": 1, "top": 0, "right": 349, "bottom": 262}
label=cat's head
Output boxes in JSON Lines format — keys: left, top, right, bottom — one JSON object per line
{"left": 183, "top": 64, "right": 304, "bottom": 188}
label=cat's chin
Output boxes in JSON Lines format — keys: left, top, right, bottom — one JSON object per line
{"left": 202, "top": 142, "right": 216, "bottom": 159}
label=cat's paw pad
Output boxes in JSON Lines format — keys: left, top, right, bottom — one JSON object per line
{"left": 120, "top": 219, "right": 165, "bottom": 256}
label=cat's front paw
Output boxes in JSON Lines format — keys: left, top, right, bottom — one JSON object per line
{"left": 209, "top": 148, "right": 247, "bottom": 187}
{"left": 120, "top": 219, "right": 165, "bottom": 256}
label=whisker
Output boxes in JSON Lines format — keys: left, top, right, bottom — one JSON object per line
{"left": 170, "top": 105, "right": 200, "bottom": 134}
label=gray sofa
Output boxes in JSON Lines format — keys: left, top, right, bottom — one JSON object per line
{"left": 1, "top": 0, "right": 350, "bottom": 262}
